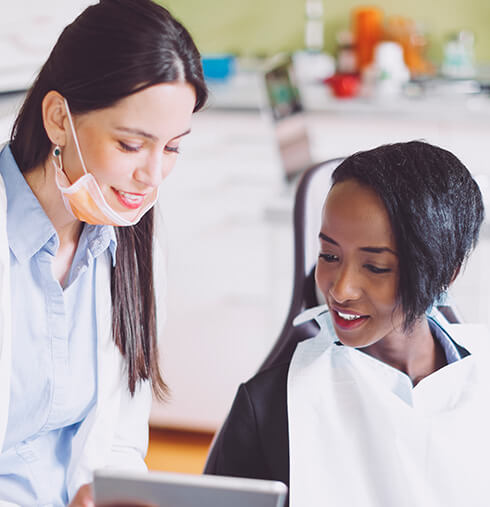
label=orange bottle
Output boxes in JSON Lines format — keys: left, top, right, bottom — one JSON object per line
{"left": 352, "top": 6, "right": 384, "bottom": 71}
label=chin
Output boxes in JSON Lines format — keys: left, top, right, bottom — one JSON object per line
{"left": 334, "top": 327, "right": 380, "bottom": 349}
{"left": 337, "top": 336, "right": 371, "bottom": 348}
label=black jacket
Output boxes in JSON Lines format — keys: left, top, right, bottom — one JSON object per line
{"left": 204, "top": 361, "right": 291, "bottom": 489}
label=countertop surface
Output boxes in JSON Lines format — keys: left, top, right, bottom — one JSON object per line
{"left": 2, "top": 72, "right": 490, "bottom": 123}
{"left": 205, "top": 69, "right": 490, "bottom": 121}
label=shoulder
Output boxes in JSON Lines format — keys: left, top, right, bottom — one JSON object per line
{"left": 205, "top": 361, "right": 291, "bottom": 485}
{"left": 446, "top": 322, "right": 490, "bottom": 356}
{"left": 428, "top": 310, "right": 490, "bottom": 358}
{"left": 220, "top": 361, "right": 290, "bottom": 441}
{"left": 0, "top": 172, "right": 6, "bottom": 219}
{"left": 239, "top": 361, "right": 290, "bottom": 442}
{"left": 243, "top": 361, "right": 290, "bottom": 402}
{"left": 0, "top": 172, "right": 8, "bottom": 261}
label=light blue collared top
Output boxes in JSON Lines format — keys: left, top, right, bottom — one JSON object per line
{"left": 0, "top": 145, "right": 117, "bottom": 506}
{"left": 302, "top": 305, "right": 463, "bottom": 365}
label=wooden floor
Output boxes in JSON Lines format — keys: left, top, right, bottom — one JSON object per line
{"left": 145, "top": 428, "right": 215, "bottom": 475}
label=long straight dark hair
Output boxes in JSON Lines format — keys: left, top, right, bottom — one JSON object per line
{"left": 10, "top": 0, "right": 207, "bottom": 400}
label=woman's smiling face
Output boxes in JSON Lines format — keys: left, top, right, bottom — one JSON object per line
{"left": 60, "top": 81, "right": 196, "bottom": 222}
{"left": 315, "top": 179, "right": 404, "bottom": 348}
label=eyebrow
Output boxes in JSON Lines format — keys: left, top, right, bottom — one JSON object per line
{"left": 318, "top": 232, "right": 397, "bottom": 255}
{"left": 115, "top": 127, "right": 191, "bottom": 142}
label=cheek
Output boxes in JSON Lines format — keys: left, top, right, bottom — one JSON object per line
{"left": 88, "top": 150, "right": 131, "bottom": 186}
{"left": 314, "top": 265, "right": 321, "bottom": 288}
{"left": 77, "top": 131, "right": 127, "bottom": 184}
{"left": 375, "top": 281, "right": 397, "bottom": 307}
{"left": 370, "top": 277, "right": 401, "bottom": 323}
{"left": 315, "top": 263, "right": 331, "bottom": 294}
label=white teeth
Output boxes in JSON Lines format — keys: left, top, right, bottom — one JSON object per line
{"left": 118, "top": 190, "right": 143, "bottom": 203}
{"left": 337, "top": 311, "right": 361, "bottom": 321}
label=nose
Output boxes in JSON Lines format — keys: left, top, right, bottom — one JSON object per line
{"left": 326, "top": 263, "right": 362, "bottom": 304}
{"left": 133, "top": 152, "right": 175, "bottom": 188}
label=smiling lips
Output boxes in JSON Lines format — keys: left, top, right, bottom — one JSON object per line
{"left": 112, "top": 187, "right": 146, "bottom": 210}
{"left": 332, "top": 308, "right": 369, "bottom": 330}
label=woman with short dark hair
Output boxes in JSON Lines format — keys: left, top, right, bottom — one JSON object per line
{"left": 0, "top": 1, "right": 207, "bottom": 504}
{"left": 207, "top": 141, "right": 489, "bottom": 507}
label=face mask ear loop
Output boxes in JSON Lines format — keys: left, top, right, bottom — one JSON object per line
{"left": 63, "top": 98, "right": 89, "bottom": 176}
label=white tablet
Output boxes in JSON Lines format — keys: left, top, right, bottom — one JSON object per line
{"left": 93, "top": 469, "right": 288, "bottom": 507}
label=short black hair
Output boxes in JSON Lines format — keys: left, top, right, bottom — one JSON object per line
{"left": 331, "top": 141, "right": 484, "bottom": 330}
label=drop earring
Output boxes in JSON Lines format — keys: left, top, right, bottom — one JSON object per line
{"left": 52, "top": 145, "right": 63, "bottom": 172}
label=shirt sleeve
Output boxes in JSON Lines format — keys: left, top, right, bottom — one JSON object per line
{"left": 0, "top": 174, "right": 11, "bottom": 450}
{"left": 105, "top": 379, "right": 153, "bottom": 472}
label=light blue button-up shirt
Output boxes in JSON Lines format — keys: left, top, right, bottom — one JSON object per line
{"left": 0, "top": 145, "right": 117, "bottom": 506}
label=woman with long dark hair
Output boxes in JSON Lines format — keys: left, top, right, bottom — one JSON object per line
{"left": 0, "top": 0, "right": 207, "bottom": 505}
{"left": 207, "top": 141, "right": 490, "bottom": 507}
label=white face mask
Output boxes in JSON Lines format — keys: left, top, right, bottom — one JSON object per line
{"left": 52, "top": 98, "right": 159, "bottom": 226}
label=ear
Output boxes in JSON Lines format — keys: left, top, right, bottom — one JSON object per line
{"left": 42, "top": 90, "right": 69, "bottom": 148}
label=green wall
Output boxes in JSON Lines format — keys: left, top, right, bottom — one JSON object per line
{"left": 160, "top": 0, "right": 490, "bottom": 64}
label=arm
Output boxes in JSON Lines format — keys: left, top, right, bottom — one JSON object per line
{"left": 68, "top": 381, "right": 152, "bottom": 504}
{"left": 105, "top": 380, "right": 153, "bottom": 472}
{"left": 0, "top": 174, "right": 11, "bottom": 449}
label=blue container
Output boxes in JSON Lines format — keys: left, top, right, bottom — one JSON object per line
{"left": 201, "top": 54, "right": 236, "bottom": 81}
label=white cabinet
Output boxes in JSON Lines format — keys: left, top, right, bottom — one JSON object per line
{"left": 150, "top": 111, "right": 293, "bottom": 431}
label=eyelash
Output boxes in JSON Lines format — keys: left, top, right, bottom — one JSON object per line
{"left": 319, "top": 253, "right": 338, "bottom": 263}
{"left": 119, "top": 141, "right": 141, "bottom": 152}
{"left": 118, "top": 141, "right": 180, "bottom": 154}
{"left": 365, "top": 265, "right": 391, "bottom": 274}
{"left": 318, "top": 254, "right": 391, "bottom": 274}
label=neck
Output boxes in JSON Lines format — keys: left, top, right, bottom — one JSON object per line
{"left": 363, "top": 317, "right": 447, "bottom": 386}
{"left": 24, "top": 160, "right": 83, "bottom": 249}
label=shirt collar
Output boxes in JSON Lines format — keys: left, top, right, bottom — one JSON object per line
{"left": 0, "top": 144, "right": 57, "bottom": 262}
{"left": 427, "top": 316, "right": 463, "bottom": 363}
{"left": 0, "top": 144, "right": 116, "bottom": 265}
{"left": 84, "top": 223, "right": 117, "bottom": 266}
{"left": 294, "top": 304, "right": 463, "bottom": 364}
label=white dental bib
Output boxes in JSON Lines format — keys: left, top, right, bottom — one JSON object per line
{"left": 288, "top": 309, "right": 490, "bottom": 507}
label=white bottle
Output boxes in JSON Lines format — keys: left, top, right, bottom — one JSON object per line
{"left": 362, "top": 41, "right": 410, "bottom": 98}
{"left": 305, "top": 0, "right": 324, "bottom": 51}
